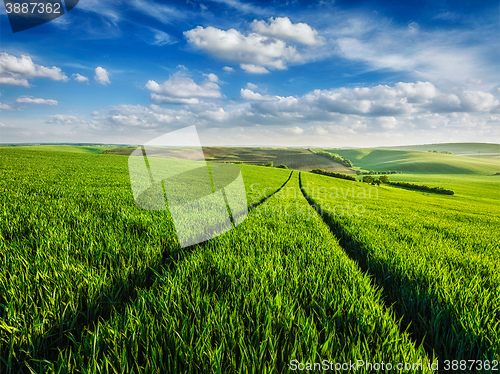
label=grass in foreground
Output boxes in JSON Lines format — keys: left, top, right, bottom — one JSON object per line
{"left": 0, "top": 148, "right": 434, "bottom": 372}
{"left": 301, "top": 171, "right": 500, "bottom": 362}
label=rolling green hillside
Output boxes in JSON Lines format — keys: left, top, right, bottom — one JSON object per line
{"left": 7, "top": 145, "right": 121, "bottom": 154}
{"left": 379, "top": 142, "right": 500, "bottom": 157}
{"left": 318, "top": 148, "right": 500, "bottom": 175}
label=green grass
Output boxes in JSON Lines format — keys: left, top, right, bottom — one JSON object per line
{"left": 300, "top": 171, "right": 500, "bottom": 361}
{"left": 1, "top": 145, "right": 498, "bottom": 372}
{"left": 1, "top": 148, "right": 435, "bottom": 373}
{"left": 5, "top": 145, "right": 121, "bottom": 154}
{"left": 316, "top": 148, "right": 500, "bottom": 175}
{"left": 379, "top": 142, "right": 500, "bottom": 157}
{"left": 388, "top": 174, "right": 500, "bottom": 201}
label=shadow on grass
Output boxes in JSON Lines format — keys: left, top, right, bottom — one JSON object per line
{"left": 298, "top": 171, "right": 493, "bottom": 364}
{"left": 6, "top": 172, "right": 295, "bottom": 373}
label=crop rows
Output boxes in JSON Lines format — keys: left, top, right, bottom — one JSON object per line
{"left": 0, "top": 149, "right": 435, "bottom": 372}
{"left": 300, "top": 171, "right": 500, "bottom": 363}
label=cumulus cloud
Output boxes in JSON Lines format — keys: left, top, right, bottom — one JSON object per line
{"left": 146, "top": 72, "right": 222, "bottom": 105}
{"left": 240, "top": 64, "right": 270, "bottom": 74}
{"left": 251, "top": 17, "right": 323, "bottom": 46}
{"left": 459, "top": 91, "right": 498, "bottom": 112}
{"left": 246, "top": 83, "right": 259, "bottom": 91}
{"left": 45, "top": 114, "right": 89, "bottom": 124}
{"left": 0, "top": 103, "right": 15, "bottom": 111}
{"left": 203, "top": 73, "right": 219, "bottom": 83}
{"left": 95, "top": 67, "right": 110, "bottom": 85}
{"left": 249, "top": 82, "right": 499, "bottom": 118}
{"left": 184, "top": 25, "right": 301, "bottom": 72}
{"left": 240, "top": 88, "right": 277, "bottom": 101}
{"left": 16, "top": 96, "right": 58, "bottom": 106}
{"left": 72, "top": 73, "right": 89, "bottom": 83}
{"left": 223, "top": 66, "right": 234, "bottom": 72}
{"left": 376, "top": 116, "right": 398, "bottom": 129}
{"left": 0, "top": 52, "right": 68, "bottom": 87}
{"left": 283, "top": 126, "right": 304, "bottom": 135}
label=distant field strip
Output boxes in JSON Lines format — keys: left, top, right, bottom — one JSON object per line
{"left": 300, "top": 171, "right": 500, "bottom": 363}
{"left": 202, "top": 147, "right": 355, "bottom": 173}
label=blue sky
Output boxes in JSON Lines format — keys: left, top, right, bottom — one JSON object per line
{"left": 1, "top": 0, "right": 499, "bottom": 146}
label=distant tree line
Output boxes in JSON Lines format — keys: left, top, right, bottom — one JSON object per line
{"left": 257, "top": 161, "right": 274, "bottom": 167}
{"left": 428, "top": 150, "right": 452, "bottom": 154}
{"left": 389, "top": 181, "right": 454, "bottom": 195}
{"left": 356, "top": 170, "right": 401, "bottom": 175}
{"left": 361, "top": 175, "right": 390, "bottom": 185}
{"left": 360, "top": 175, "right": 454, "bottom": 194}
{"left": 310, "top": 169, "right": 357, "bottom": 181}
{"left": 315, "top": 151, "right": 353, "bottom": 167}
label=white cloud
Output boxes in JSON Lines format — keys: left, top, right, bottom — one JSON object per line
{"left": 0, "top": 52, "right": 68, "bottom": 87}
{"left": 240, "top": 88, "right": 277, "bottom": 101}
{"left": 248, "top": 82, "right": 500, "bottom": 118}
{"left": 0, "top": 103, "right": 15, "bottom": 111}
{"left": 184, "top": 26, "right": 300, "bottom": 72}
{"left": 246, "top": 83, "right": 259, "bottom": 91}
{"left": 376, "top": 116, "right": 398, "bottom": 129}
{"left": 407, "top": 22, "right": 419, "bottom": 34}
{"left": 45, "top": 114, "right": 88, "bottom": 124}
{"left": 466, "top": 77, "right": 483, "bottom": 85}
{"left": 146, "top": 72, "right": 222, "bottom": 105}
{"left": 16, "top": 96, "right": 58, "bottom": 106}
{"left": 72, "top": 73, "right": 89, "bottom": 83}
{"left": 95, "top": 67, "right": 110, "bottom": 85}
{"left": 131, "top": 0, "right": 183, "bottom": 24}
{"left": 330, "top": 19, "right": 496, "bottom": 86}
{"left": 394, "top": 81, "right": 438, "bottom": 103}
{"left": 203, "top": 73, "right": 219, "bottom": 83}
{"left": 149, "top": 28, "right": 176, "bottom": 46}
{"left": 207, "top": 0, "right": 268, "bottom": 15}
{"left": 459, "top": 91, "right": 498, "bottom": 112}
{"left": 251, "top": 17, "right": 323, "bottom": 46}
{"left": 283, "top": 126, "right": 304, "bottom": 135}
{"left": 240, "top": 64, "right": 270, "bottom": 74}
{"left": 223, "top": 66, "right": 234, "bottom": 72}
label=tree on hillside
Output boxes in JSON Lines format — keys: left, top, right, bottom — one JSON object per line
{"left": 363, "top": 176, "right": 375, "bottom": 184}
{"left": 379, "top": 175, "right": 390, "bottom": 183}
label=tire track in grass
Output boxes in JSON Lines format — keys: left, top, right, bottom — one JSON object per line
{"left": 248, "top": 170, "right": 293, "bottom": 209}
{"left": 49, "top": 172, "right": 432, "bottom": 373}
{"left": 7, "top": 170, "right": 294, "bottom": 372}
{"left": 298, "top": 171, "right": 437, "bottom": 363}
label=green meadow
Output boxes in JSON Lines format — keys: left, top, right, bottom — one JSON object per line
{"left": 317, "top": 148, "right": 499, "bottom": 175}
{"left": 1, "top": 145, "right": 499, "bottom": 373}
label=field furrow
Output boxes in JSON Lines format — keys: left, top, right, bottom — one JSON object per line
{"left": 299, "top": 171, "right": 500, "bottom": 363}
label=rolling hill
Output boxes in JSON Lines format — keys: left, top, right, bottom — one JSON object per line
{"left": 318, "top": 148, "right": 500, "bottom": 175}
{"left": 378, "top": 142, "right": 500, "bottom": 157}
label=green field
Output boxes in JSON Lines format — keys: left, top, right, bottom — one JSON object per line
{"left": 3, "top": 145, "right": 122, "bottom": 154}
{"left": 1, "top": 145, "right": 499, "bottom": 373}
{"left": 379, "top": 142, "right": 500, "bottom": 157}
{"left": 316, "top": 148, "right": 500, "bottom": 175}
